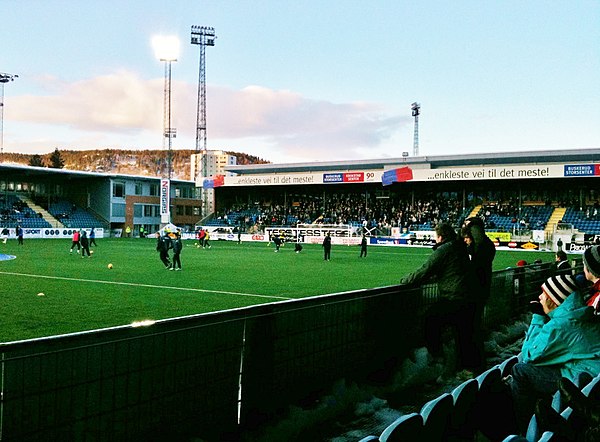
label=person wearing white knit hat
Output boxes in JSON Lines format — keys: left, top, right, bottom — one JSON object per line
{"left": 508, "top": 273, "right": 600, "bottom": 433}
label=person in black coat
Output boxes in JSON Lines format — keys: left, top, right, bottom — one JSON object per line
{"left": 462, "top": 216, "right": 496, "bottom": 373}
{"left": 156, "top": 231, "right": 173, "bottom": 269}
{"left": 322, "top": 233, "right": 332, "bottom": 261}
{"left": 80, "top": 230, "right": 91, "bottom": 258}
{"left": 360, "top": 234, "right": 368, "bottom": 257}
{"left": 171, "top": 232, "right": 182, "bottom": 271}
{"left": 554, "top": 250, "right": 571, "bottom": 275}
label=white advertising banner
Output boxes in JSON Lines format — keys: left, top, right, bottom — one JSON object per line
{"left": 222, "top": 163, "right": 599, "bottom": 187}
{"left": 160, "top": 179, "right": 170, "bottom": 224}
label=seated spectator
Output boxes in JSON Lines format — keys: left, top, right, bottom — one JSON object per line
{"left": 554, "top": 250, "right": 571, "bottom": 275}
{"left": 583, "top": 245, "right": 600, "bottom": 312}
{"left": 509, "top": 274, "right": 600, "bottom": 432}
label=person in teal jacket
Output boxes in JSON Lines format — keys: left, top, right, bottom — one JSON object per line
{"left": 510, "top": 273, "right": 600, "bottom": 431}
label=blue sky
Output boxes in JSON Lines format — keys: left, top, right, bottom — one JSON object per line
{"left": 1, "top": 0, "right": 599, "bottom": 163}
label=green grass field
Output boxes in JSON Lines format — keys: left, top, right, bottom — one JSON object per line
{"left": 0, "top": 238, "right": 558, "bottom": 342}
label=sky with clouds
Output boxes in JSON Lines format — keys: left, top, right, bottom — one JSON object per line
{"left": 1, "top": 1, "right": 599, "bottom": 164}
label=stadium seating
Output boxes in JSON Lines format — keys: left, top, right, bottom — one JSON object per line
{"left": 449, "top": 378, "right": 479, "bottom": 439}
{"left": 48, "top": 200, "right": 103, "bottom": 228}
{"left": 419, "top": 392, "right": 453, "bottom": 440}
{"left": 379, "top": 412, "right": 423, "bottom": 441}
{"left": 499, "top": 355, "right": 519, "bottom": 378}
{"left": 562, "top": 206, "right": 600, "bottom": 235}
{"left": 0, "top": 194, "right": 52, "bottom": 228}
{"left": 501, "top": 435, "right": 529, "bottom": 442}
{"left": 357, "top": 436, "right": 379, "bottom": 442}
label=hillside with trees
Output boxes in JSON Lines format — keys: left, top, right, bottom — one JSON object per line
{"left": 1, "top": 149, "right": 270, "bottom": 180}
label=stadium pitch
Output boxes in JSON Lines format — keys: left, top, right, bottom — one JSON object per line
{"left": 0, "top": 238, "right": 554, "bottom": 342}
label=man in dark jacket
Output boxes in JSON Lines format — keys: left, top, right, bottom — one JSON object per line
{"left": 400, "top": 222, "right": 479, "bottom": 373}
{"left": 171, "top": 231, "right": 182, "bottom": 271}
{"left": 463, "top": 216, "right": 497, "bottom": 372}
{"left": 156, "top": 231, "right": 173, "bottom": 269}
{"left": 322, "top": 233, "right": 332, "bottom": 261}
{"left": 554, "top": 250, "right": 571, "bottom": 275}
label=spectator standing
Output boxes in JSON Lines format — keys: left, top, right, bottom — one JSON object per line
{"left": 463, "top": 216, "right": 496, "bottom": 372}
{"left": 557, "top": 237, "right": 563, "bottom": 251}
{"left": 360, "top": 234, "right": 368, "bottom": 258}
{"left": 156, "top": 231, "right": 173, "bottom": 269}
{"left": 554, "top": 250, "right": 570, "bottom": 275}
{"left": 70, "top": 230, "right": 80, "bottom": 254}
{"left": 322, "top": 233, "right": 332, "bottom": 261}
{"left": 171, "top": 231, "right": 182, "bottom": 271}
{"left": 80, "top": 230, "right": 91, "bottom": 258}
{"left": 2, "top": 226, "right": 9, "bottom": 244}
{"left": 582, "top": 245, "right": 600, "bottom": 311}
{"left": 400, "top": 222, "right": 479, "bottom": 374}
{"left": 509, "top": 274, "right": 600, "bottom": 432}
{"left": 16, "top": 225, "right": 23, "bottom": 245}
{"left": 89, "top": 228, "right": 97, "bottom": 247}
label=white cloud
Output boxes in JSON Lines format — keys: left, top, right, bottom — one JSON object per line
{"left": 6, "top": 71, "right": 409, "bottom": 162}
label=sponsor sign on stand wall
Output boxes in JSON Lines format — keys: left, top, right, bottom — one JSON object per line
{"left": 11, "top": 228, "right": 106, "bottom": 239}
{"left": 223, "top": 163, "right": 600, "bottom": 187}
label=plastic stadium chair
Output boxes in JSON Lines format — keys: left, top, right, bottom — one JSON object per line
{"left": 419, "top": 392, "right": 453, "bottom": 440}
{"left": 476, "top": 365, "right": 502, "bottom": 391}
{"left": 379, "top": 412, "right": 423, "bottom": 442}
{"left": 525, "top": 413, "right": 542, "bottom": 442}
{"left": 501, "top": 435, "right": 528, "bottom": 442}
{"left": 538, "top": 431, "right": 557, "bottom": 441}
{"left": 499, "top": 355, "right": 519, "bottom": 378}
{"left": 476, "top": 366, "right": 518, "bottom": 440}
{"left": 551, "top": 389, "right": 564, "bottom": 413}
{"left": 582, "top": 374, "right": 600, "bottom": 398}
{"left": 449, "top": 378, "right": 479, "bottom": 440}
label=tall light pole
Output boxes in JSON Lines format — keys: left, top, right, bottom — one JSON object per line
{"left": 191, "top": 25, "right": 216, "bottom": 217}
{"left": 152, "top": 36, "right": 179, "bottom": 225}
{"left": 411, "top": 102, "right": 420, "bottom": 157}
{"left": 0, "top": 72, "right": 18, "bottom": 163}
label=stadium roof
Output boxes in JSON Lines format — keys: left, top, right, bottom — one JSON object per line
{"left": 0, "top": 163, "right": 194, "bottom": 184}
{"left": 225, "top": 148, "right": 600, "bottom": 175}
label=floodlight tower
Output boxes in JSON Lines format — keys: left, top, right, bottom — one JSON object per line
{"left": 152, "top": 36, "right": 179, "bottom": 224}
{"left": 191, "top": 25, "right": 216, "bottom": 216}
{"left": 0, "top": 72, "right": 18, "bottom": 163}
{"left": 411, "top": 102, "right": 420, "bottom": 157}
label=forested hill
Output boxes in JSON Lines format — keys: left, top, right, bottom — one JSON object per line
{"left": 1, "top": 149, "right": 270, "bottom": 181}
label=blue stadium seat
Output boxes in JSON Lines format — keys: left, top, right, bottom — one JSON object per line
{"left": 499, "top": 355, "right": 519, "bottom": 378}
{"left": 449, "top": 378, "right": 479, "bottom": 439}
{"left": 525, "top": 413, "right": 542, "bottom": 442}
{"left": 582, "top": 374, "right": 600, "bottom": 397}
{"left": 379, "top": 412, "right": 423, "bottom": 441}
{"left": 476, "top": 365, "right": 502, "bottom": 391}
{"left": 476, "top": 366, "right": 517, "bottom": 440}
{"left": 501, "top": 435, "right": 528, "bottom": 442}
{"left": 538, "top": 431, "right": 558, "bottom": 441}
{"left": 420, "top": 392, "right": 452, "bottom": 440}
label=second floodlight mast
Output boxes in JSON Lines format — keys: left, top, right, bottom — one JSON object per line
{"left": 191, "top": 25, "right": 216, "bottom": 218}
{"left": 411, "top": 102, "right": 420, "bottom": 157}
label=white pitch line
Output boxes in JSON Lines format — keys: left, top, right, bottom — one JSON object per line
{"left": 0, "top": 271, "right": 292, "bottom": 300}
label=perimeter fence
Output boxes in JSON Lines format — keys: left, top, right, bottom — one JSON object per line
{"left": 0, "top": 260, "right": 581, "bottom": 441}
